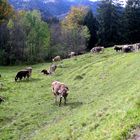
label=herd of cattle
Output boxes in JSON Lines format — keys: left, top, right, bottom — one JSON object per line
{"left": 0, "top": 43, "right": 140, "bottom": 106}
{"left": 114, "top": 43, "right": 140, "bottom": 53}
{"left": 0, "top": 60, "right": 68, "bottom": 106}
{"left": 12, "top": 62, "right": 68, "bottom": 106}
{"left": 90, "top": 43, "right": 140, "bottom": 53}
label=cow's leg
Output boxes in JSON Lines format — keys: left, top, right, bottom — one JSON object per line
{"left": 64, "top": 96, "right": 67, "bottom": 105}
{"left": 20, "top": 76, "right": 22, "bottom": 80}
{"left": 54, "top": 95, "right": 57, "bottom": 104}
{"left": 59, "top": 96, "right": 62, "bottom": 107}
{"left": 27, "top": 74, "right": 30, "bottom": 80}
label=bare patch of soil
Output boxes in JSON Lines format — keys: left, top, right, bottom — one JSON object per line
{"left": 128, "top": 127, "right": 140, "bottom": 140}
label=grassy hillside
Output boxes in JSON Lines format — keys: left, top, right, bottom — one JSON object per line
{"left": 0, "top": 48, "right": 140, "bottom": 140}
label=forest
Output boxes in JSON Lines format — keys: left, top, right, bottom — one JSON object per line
{"left": 0, "top": 0, "right": 140, "bottom": 65}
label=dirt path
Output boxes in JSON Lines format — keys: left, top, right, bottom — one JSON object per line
{"left": 128, "top": 128, "right": 140, "bottom": 140}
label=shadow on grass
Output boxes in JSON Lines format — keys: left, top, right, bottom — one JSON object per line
{"left": 58, "top": 65, "right": 68, "bottom": 68}
{"left": 66, "top": 101, "right": 83, "bottom": 109}
{"left": 0, "top": 88, "right": 9, "bottom": 92}
{"left": 17, "top": 78, "right": 42, "bottom": 83}
{"left": 52, "top": 101, "right": 83, "bottom": 109}
{"left": 74, "top": 75, "right": 84, "bottom": 80}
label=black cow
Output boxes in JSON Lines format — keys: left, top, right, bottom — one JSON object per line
{"left": 41, "top": 69, "right": 50, "bottom": 75}
{"left": 15, "top": 70, "right": 30, "bottom": 81}
{"left": 114, "top": 45, "right": 123, "bottom": 52}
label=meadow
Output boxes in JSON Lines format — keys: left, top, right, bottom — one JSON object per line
{"left": 0, "top": 48, "right": 140, "bottom": 140}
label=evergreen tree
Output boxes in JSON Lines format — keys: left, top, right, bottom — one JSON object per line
{"left": 83, "top": 9, "right": 98, "bottom": 50}
{"left": 97, "top": 0, "right": 123, "bottom": 46}
{"left": 124, "top": 0, "right": 140, "bottom": 43}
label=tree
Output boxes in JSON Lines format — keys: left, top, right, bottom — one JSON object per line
{"left": 97, "top": 0, "right": 123, "bottom": 46}
{"left": 61, "top": 6, "right": 90, "bottom": 53}
{"left": 0, "top": 10, "right": 51, "bottom": 65}
{"left": 62, "top": 26, "right": 90, "bottom": 53}
{"left": 0, "top": 0, "right": 13, "bottom": 24}
{"left": 61, "top": 6, "right": 87, "bottom": 30}
{"left": 0, "top": 23, "right": 10, "bottom": 65}
{"left": 83, "top": 9, "right": 98, "bottom": 50}
{"left": 124, "top": 0, "right": 140, "bottom": 43}
{"left": 19, "top": 10, "right": 50, "bottom": 63}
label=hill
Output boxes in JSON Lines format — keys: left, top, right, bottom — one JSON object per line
{"left": 0, "top": 49, "right": 140, "bottom": 139}
{"left": 8, "top": 0, "right": 100, "bottom": 19}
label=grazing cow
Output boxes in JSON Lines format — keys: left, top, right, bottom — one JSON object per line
{"left": 122, "top": 45, "right": 133, "bottom": 53}
{"left": 52, "top": 56, "right": 61, "bottom": 62}
{"left": 49, "top": 64, "right": 57, "bottom": 74}
{"left": 69, "top": 52, "right": 76, "bottom": 58}
{"left": 41, "top": 69, "right": 50, "bottom": 75}
{"left": 0, "top": 96, "right": 5, "bottom": 103}
{"left": 114, "top": 45, "right": 123, "bottom": 52}
{"left": 15, "top": 70, "right": 30, "bottom": 81}
{"left": 25, "top": 67, "right": 32, "bottom": 77}
{"left": 91, "top": 46, "right": 104, "bottom": 53}
{"left": 52, "top": 81, "right": 69, "bottom": 106}
{"left": 132, "top": 43, "right": 140, "bottom": 51}
{"left": 137, "top": 43, "right": 140, "bottom": 50}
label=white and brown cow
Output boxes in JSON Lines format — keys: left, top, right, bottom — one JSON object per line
{"left": 91, "top": 46, "right": 104, "bottom": 53}
{"left": 52, "top": 56, "right": 61, "bottom": 62}
{"left": 51, "top": 81, "right": 69, "bottom": 106}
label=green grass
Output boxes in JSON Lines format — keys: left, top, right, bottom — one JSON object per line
{"left": 0, "top": 49, "right": 140, "bottom": 140}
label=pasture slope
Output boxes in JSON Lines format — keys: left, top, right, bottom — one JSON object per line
{"left": 0, "top": 48, "right": 140, "bottom": 140}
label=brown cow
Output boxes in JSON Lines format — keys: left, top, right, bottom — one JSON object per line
{"left": 52, "top": 81, "right": 69, "bottom": 106}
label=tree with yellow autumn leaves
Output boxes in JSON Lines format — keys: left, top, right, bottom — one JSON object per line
{"left": 0, "top": 0, "right": 13, "bottom": 24}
